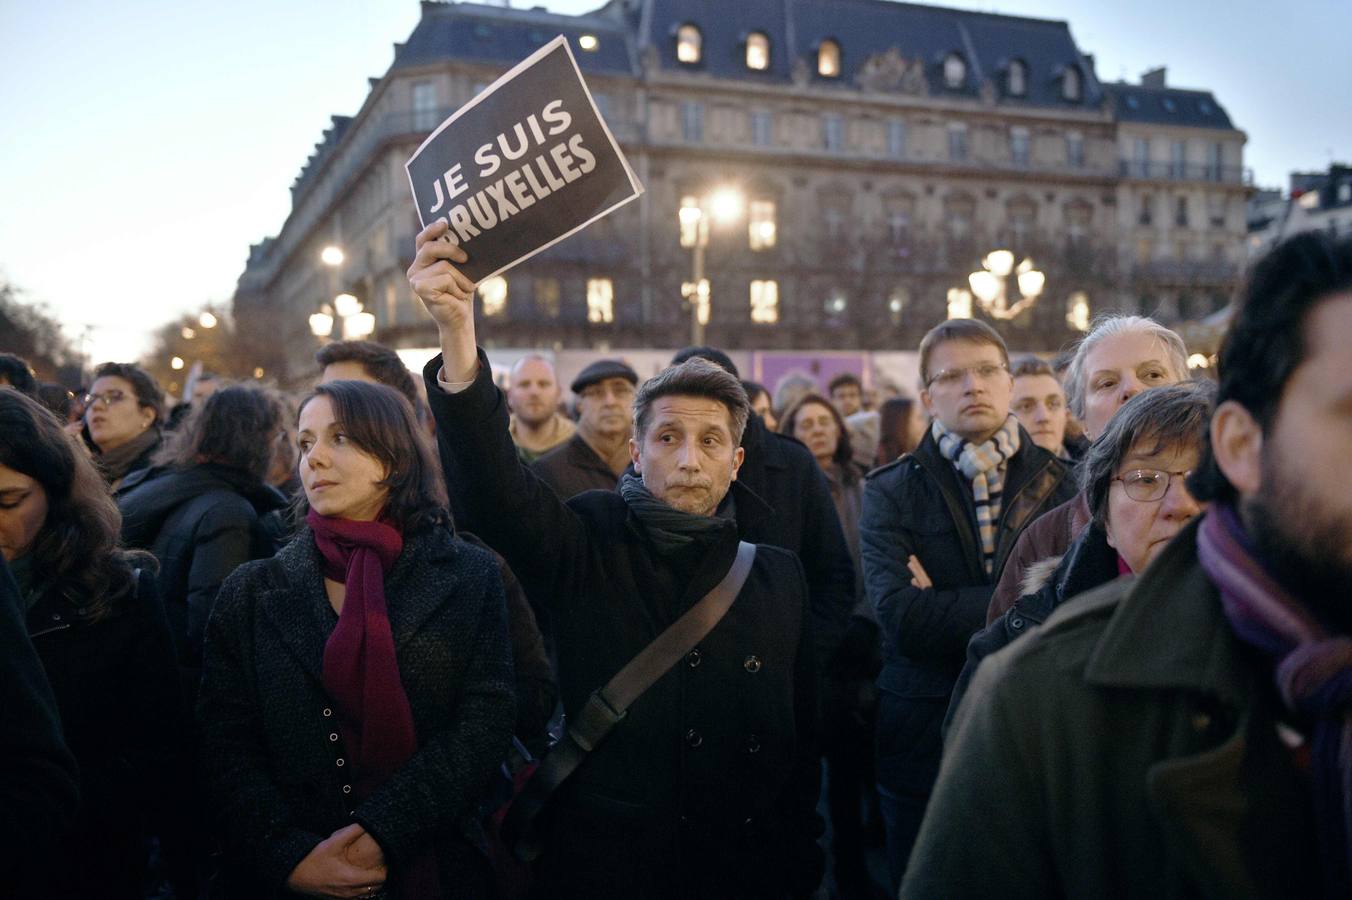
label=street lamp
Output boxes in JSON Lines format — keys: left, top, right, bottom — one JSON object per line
{"left": 966, "top": 249, "right": 1045, "bottom": 320}
{"left": 309, "top": 310, "right": 335, "bottom": 338}
{"left": 334, "top": 293, "right": 363, "bottom": 319}
{"left": 320, "top": 246, "right": 345, "bottom": 267}
{"left": 679, "top": 188, "right": 744, "bottom": 345}
{"left": 199, "top": 311, "right": 218, "bottom": 329}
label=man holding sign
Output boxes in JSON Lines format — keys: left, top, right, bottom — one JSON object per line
{"left": 409, "top": 213, "right": 824, "bottom": 896}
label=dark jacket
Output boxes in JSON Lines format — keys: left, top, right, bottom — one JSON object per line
{"left": 532, "top": 431, "right": 622, "bottom": 499}
{"left": 196, "top": 525, "right": 515, "bottom": 898}
{"left": 860, "top": 427, "right": 1073, "bottom": 802}
{"left": 424, "top": 352, "right": 824, "bottom": 898}
{"left": 118, "top": 463, "right": 287, "bottom": 680}
{"left": 986, "top": 492, "right": 1091, "bottom": 624}
{"left": 903, "top": 516, "right": 1318, "bottom": 899}
{"left": 20, "top": 566, "right": 183, "bottom": 900}
{"left": 0, "top": 558, "right": 79, "bottom": 871}
{"left": 946, "top": 521, "right": 1120, "bottom": 733}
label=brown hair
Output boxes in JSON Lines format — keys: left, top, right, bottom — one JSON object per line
{"left": 877, "top": 395, "right": 922, "bottom": 465}
{"left": 918, "top": 319, "right": 1010, "bottom": 385}
{"left": 154, "top": 385, "right": 283, "bottom": 481}
{"left": 633, "top": 358, "right": 750, "bottom": 444}
{"left": 780, "top": 392, "right": 855, "bottom": 471}
{"left": 1009, "top": 355, "right": 1055, "bottom": 379}
{"left": 0, "top": 391, "right": 152, "bottom": 621}
{"left": 295, "top": 380, "right": 448, "bottom": 532}
{"left": 92, "top": 361, "right": 165, "bottom": 424}
{"left": 316, "top": 340, "right": 419, "bottom": 409}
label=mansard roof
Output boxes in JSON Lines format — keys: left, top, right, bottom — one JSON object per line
{"left": 1102, "top": 82, "right": 1236, "bottom": 130}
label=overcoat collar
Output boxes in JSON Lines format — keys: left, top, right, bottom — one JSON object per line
{"left": 260, "top": 526, "right": 463, "bottom": 685}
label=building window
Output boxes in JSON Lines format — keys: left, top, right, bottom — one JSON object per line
{"left": 1062, "top": 65, "right": 1082, "bottom": 101}
{"left": 535, "top": 277, "right": 561, "bottom": 319}
{"left": 1133, "top": 137, "right": 1150, "bottom": 177}
{"left": 746, "top": 32, "right": 769, "bottom": 71}
{"left": 412, "top": 80, "right": 437, "bottom": 131}
{"left": 478, "top": 276, "right": 507, "bottom": 317}
{"left": 676, "top": 24, "right": 702, "bottom": 64}
{"left": 823, "top": 114, "right": 844, "bottom": 151}
{"left": 884, "top": 195, "right": 913, "bottom": 243}
{"left": 749, "top": 200, "right": 777, "bottom": 250}
{"left": 578, "top": 34, "right": 599, "bottom": 52}
{"left": 751, "top": 110, "right": 773, "bottom": 146}
{"left": 592, "top": 92, "right": 611, "bottom": 121}
{"left": 682, "top": 101, "right": 704, "bottom": 142}
{"left": 887, "top": 119, "right": 906, "bottom": 158}
{"left": 1008, "top": 197, "right": 1036, "bottom": 245}
{"left": 1065, "top": 200, "right": 1092, "bottom": 243}
{"left": 1170, "top": 141, "right": 1186, "bottom": 179}
{"left": 943, "top": 53, "right": 966, "bottom": 89}
{"left": 679, "top": 194, "right": 701, "bottom": 247}
{"left": 750, "top": 280, "right": 779, "bottom": 323}
{"left": 818, "top": 39, "right": 841, "bottom": 78}
{"left": 888, "top": 287, "right": 909, "bottom": 325}
{"left": 1209, "top": 142, "right": 1225, "bottom": 181}
{"left": 948, "top": 123, "right": 968, "bottom": 162}
{"left": 1066, "top": 132, "right": 1084, "bottom": 168}
{"left": 825, "top": 289, "right": 848, "bottom": 318}
{"left": 945, "top": 194, "right": 975, "bottom": 241}
{"left": 1175, "top": 196, "right": 1189, "bottom": 228}
{"left": 1010, "top": 127, "right": 1030, "bottom": 167}
{"left": 1007, "top": 60, "right": 1027, "bottom": 97}
{"left": 1340, "top": 182, "right": 1352, "bottom": 204}
{"left": 1139, "top": 193, "right": 1154, "bottom": 226}
{"left": 586, "top": 278, "right": 614, "bottom": 323}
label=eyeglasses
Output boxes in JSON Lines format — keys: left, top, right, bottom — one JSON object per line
{"left": 1112, "top": 468, "right": 1193, "bottom": 503}
{"left": 926, "top": 362, "right": 1008, "bottom": 389}
{"left": 82, "top": 389, "right": 129, "bottom": 408}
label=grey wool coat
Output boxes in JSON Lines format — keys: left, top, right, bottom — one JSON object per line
{"left": 196, "top": 524, "right": 515, "bottom": 898}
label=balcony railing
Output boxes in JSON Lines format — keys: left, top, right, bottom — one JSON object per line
{"left": 1119, "top": 160, "right": 1252, "bottom": 185}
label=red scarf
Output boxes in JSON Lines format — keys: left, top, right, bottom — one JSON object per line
{"left": 308, "top": 510, "right": 440, "bottom": 897}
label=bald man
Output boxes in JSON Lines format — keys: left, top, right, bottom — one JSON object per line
{"left": 508, "top": 355, "right": 574, "bottom": 464}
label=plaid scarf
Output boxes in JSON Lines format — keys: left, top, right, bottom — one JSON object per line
{"left": 933, "top": 415, "right": 1021, "bottom": 576}
{"left": 1197, "top": 504, "right": 1352, "bottom": 898}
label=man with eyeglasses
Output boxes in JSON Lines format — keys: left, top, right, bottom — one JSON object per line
{"left": 532, "top": 359, "right": 638, "bottom": 500}
{"left": 859, "top": 319, "right": 1075, "bottom": 889}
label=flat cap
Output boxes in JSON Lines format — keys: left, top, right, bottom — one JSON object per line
{"left": 570, "top": 359, "right": 638, "bottom": 394}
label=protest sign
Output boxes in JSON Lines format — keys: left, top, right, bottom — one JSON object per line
{"left": 405, "top": 35, "right": 643, "bottom": 283}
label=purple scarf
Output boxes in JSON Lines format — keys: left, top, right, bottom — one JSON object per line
{"left": 1197, "top": 504, "right": 1352, "bottom": 896}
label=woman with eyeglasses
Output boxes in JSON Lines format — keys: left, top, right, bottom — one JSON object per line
{"left": 948, "top": 382, "right": 1213, "bottom": 723}
{"left": 0, "top": 389, "right": 182, "bottom": 899}
{"left": 197, "top": 380, "right": 514, "bottom": 899}
{"left": 84, "top": 361, "right": 165, "bottom": 489}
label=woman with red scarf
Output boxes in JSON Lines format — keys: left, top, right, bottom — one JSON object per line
{"left": 198, "top": 380, "right": 514, "bottom": 898}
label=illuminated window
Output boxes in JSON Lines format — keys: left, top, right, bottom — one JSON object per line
{"left": 750, "top": 280, "right": 779, "bottom": 323}
{"left": 943, "top": 53, "right": 966, "bottom": 89}
{"left": 1007, "top": 60, "right": 1027, "bottom": 97}
{"left": 746, "top": 32, "right": 769, "bottom": 71}
{"left": 534, "top": 277, "right": 561, "bottom": 319}
{"left": 818, "top": 39, "right": 841, "bottom": 77}
{"left": 587, "top": 278, "right": 614, "bottom": 323}
{"left": 888, "top": 287, "right": 910, "bottom": 325}
{"left": 1062, "top": 65, "right": 1081, "bottom": 101}
{"left": 679, "top": 195, "right": 701, "bottom": 248}
{"left": 749, "top": 200, "right": 777, "bottom": 250}
{"left": 676, "top": 24, "right": 702, "bottom": 64}
{"left": 578, "top": 34, "right": 598, "bottom": 52}
{"left": 478, "top": 276, "right": 507, "bottom": 317}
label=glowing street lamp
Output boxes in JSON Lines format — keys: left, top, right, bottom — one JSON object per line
{"left": 320, "top": 246, "right": 345, "bottom": 267}
{"left": 678, "top": 187, "right": 744, "bottom": 344}
{"left": 345, "top": 311, "right": 376, "bottom": 338}
{"left": 309, "top": 311, "right": 335, "bottom": 338}
{"left": 199, "top": 311, "right": 218, "bottom": 329}
{"left": 334, "top": 293, "right": 363, "bottom": 318}
{"left": 170, "top": 356, "right": 185, "bottom": 370}
{"left": 966, "top": 250, "right": 1044, "bottom": 320}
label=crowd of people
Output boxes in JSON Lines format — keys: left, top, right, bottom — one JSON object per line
{"left": 1, "top": 227, "right": 1349, "bottom": 899}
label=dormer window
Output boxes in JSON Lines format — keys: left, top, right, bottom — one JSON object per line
{"left": 1062, "top": 65, "right": 1082, "bottom": 101}
{"left": 676, "top": 23, "right": 702, "bottom": 64}
{"left": 943, "top": 53, "right": 967, "bottom": 89}
{"left": 745, "top": 32, "right": 770, "bottom": 70}
{"left": 818, "top": 39, "right": 841, "bottom": 77}
{"left": 1007, "top": 59, "right": 1027, "bottom": 96}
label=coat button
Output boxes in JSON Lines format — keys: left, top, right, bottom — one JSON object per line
{"left": 686, "top": 648, "right": 702, "bottom": 668}
{"left": 1191, "top": 712, "right": 1212, "bottom": 733}
{"left": 1010, "top": 616, "right": 1025, "bottom": 631}
{"left": 743, "top": 655, "right": 762, "bottom": 673}
{"left": 52, "top": 613, "right": 62, "bottom": 622}
{"left": 685, "top": 729, "right": 703, "bottom": 749}
{"left": 745, "top": 735, "right": 761, "bottom": 755}
{"left": 329, "top": 733, "right": 339, "bottom": 742}
{"left": 336, "top": 758, "right": 345, "bottom": 767}
{"left": 342, "top": 785, "right": 352, "bottom": 794}
{"left": 322, "top": 708, "right": 333, "bottom": 717}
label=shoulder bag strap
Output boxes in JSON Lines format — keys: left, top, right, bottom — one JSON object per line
{"left": 504, "top": 540, "right": 757, "bottom": 860}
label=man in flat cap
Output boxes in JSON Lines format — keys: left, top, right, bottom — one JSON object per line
{"left": 533, "top": 359, "right": 638, "bottom": 500}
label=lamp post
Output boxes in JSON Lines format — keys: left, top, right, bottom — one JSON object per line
{"left": 679, "top": 188, "right": 743, "bottom": 345}
{"left": 965, "top": 249, "right": 1045, "bottom": 320}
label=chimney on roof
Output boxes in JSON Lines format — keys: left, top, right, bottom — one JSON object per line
{"left": 1082, "top": 53, "right": 1095, "bottom": 75}
{"left": 1141, "top": 67, "right": 1166, "bottom": 88}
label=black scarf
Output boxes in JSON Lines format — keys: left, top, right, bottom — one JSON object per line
{"left": 618, "top": 473, "right": 735, "bottom": 557}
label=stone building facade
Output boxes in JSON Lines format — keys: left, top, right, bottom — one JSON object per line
{"left": 232, "top": 0, "right": 1248, "bottom": 382}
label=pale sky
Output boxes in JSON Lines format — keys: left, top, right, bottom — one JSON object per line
{"left": 1, "top": 0, "right": 1348, "bottom": 366}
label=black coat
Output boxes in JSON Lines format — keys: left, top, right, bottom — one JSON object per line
{"left": 196, "top": 525, "right": 515, "bottom": 898}
{"left": 20, "top": 566, "right": 184, "bottom": 900}
{"left": 118, "top": 463, "right": 286, "bottom": 680}
{"left": 0, "top": 558, "right": 79, "bottom": 871}
{"left": 860, "top": 428, "right": 1074, "bottom": 797}
{"left": 424, "top": 352, "right": 824, "bottom": 898}
{"left": 532, "top": 431, "right": 622, "bottom": 499}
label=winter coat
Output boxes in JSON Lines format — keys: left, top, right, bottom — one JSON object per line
{"left": 19, "top": 566, "right": 183, "bottom": 900}
{"left": 532, "top": 431, "right": 623, "bottom": 499}
{"left": 196, "top": 525, "right": 515, "bottom": 898}
{"left": 946, "top": 521, "right": 1121, "bottom": 734}
{"left": 117, "top": 463, "right": 287, "bottom": 684}
{"left": 986, "top": 492, "right": 1091, "bottom": 624}
{"left": 0, "top": 558, "right": 79, "bottom": 870}
{"left": 424, "top": 351, "right": 824, "bottom": 898}
{"left": 903, "top": 516, "right": 1318, "bottom": 899}
{"left": 860, "top": 427, "right": 1074, "bottom": 800}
